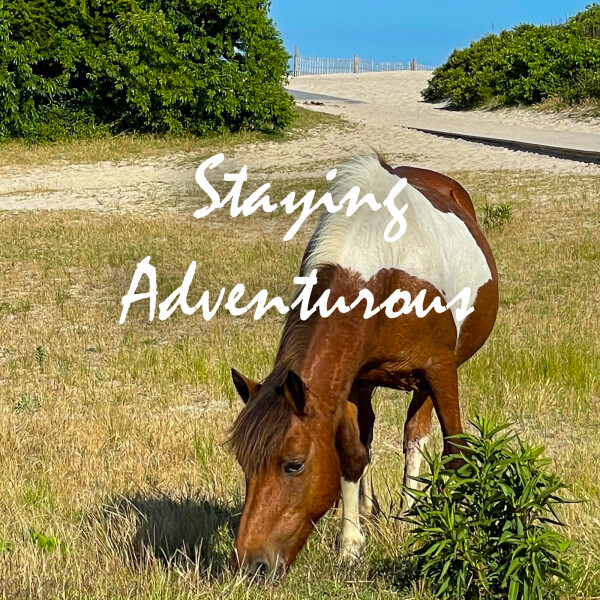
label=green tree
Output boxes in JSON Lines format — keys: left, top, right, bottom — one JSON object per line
{"left": 0, "top": 0, "right": 293, "bottom": 140}
{"left": 422, "top": 4, "right": 600, "bottom": 109}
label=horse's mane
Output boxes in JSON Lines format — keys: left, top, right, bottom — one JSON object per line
{"left": 228, "top": 265, "right": 337, "bottom": 475}
{"left": 228, "top": 364, "right": 294, "bottom": 477}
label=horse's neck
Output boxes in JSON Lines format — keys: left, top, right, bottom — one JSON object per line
{"left": 277, "top": 308, "right": 366, "bottom": 412}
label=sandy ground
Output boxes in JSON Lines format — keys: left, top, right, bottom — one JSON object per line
{"left": 1, "top": 71, "right": 599, "bottom": 212}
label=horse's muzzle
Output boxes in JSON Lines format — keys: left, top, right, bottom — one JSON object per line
{"left": 232, "top": 550, "right": 286, "bottom": 581}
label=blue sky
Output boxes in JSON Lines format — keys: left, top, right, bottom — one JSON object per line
{"left": 270, "top": 1, "right": 593, "bottom": 67}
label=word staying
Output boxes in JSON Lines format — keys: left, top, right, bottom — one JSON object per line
{"left": 120, "top": 257, "right": 474, "bottom": 324}
{"left": 194, "top": 153, "right": 409, "bottom": 241}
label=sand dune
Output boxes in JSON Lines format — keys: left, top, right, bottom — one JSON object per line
{"left": 1, "top": 71, "right": 598, "bottom": 212}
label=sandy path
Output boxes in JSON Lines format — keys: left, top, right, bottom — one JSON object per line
{"left": 290, "top": 71, "right": 600, "bottom": 134}
{"left": 286, "top": 72, "right": 600, "bottom": 172}
{"left": 1, "top": 72, "right": 598, "bottom": 212}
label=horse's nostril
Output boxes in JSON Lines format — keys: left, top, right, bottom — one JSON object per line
{"left": 249, "top": 558, "right": 271, "bottom": 578}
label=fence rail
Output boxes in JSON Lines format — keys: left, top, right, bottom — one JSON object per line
{"left": 292, "top": 47, "right": 435, "bottom": 76}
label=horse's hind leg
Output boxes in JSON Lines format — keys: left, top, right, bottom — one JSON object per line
{"left": 426, "top": 358, "right": 464, "bottom": 468}
{"left": 356, "top": 385, "right": 379, "bottom": 517}
{"left": 402, "top": 390, "right": 433, "bottom": 510}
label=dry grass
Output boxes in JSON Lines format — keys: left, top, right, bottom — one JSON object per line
{"left": 537, "top": 97, "right": 600, "bottom": 120}
{"left": 0, "top": 107, "right": 349, "bottom": 169}
{"left": 0, "top": 166, "right": 599, "bottom": 599}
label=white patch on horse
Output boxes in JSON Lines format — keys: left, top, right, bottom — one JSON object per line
{"left": 337, "top": 475, "right": 365, "bottom": 561}
{"left": 304, "top": 155, "right": 492, "bottom": 335}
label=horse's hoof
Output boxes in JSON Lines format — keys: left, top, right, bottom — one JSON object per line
{"left": 336, "top": 532, "right": 365, "bottom": 561}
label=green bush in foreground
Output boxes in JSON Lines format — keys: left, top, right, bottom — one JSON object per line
{"left": 0, "top": 0, "right": 293, "bottom": 141}
{"left": 423, "top": 4, "right": 600, "bottom": 108}
{"left": 404, "top": 417, "right": 572, "bottom": 600}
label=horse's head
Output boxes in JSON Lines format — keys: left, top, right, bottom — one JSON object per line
{"left": 229, "top": 367, "right": 356, "bottom": 577}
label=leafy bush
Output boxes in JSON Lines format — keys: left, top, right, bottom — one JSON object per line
{"left": 404, "top": 418, "right": 572, "bottom": 600}
{"left": 481, "top": 203, "right": 513, "bottom": 231}
{"left": 30, "top": 528, "right": 64, "bottom": 554}
{"left": 423, "top": 5, "right": 600, "bottom": 108}
{"left": 0, "top": 0, "right": 293, "bottom": 141}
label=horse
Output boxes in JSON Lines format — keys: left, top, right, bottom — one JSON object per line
{"left": 228, "top": 154, "right": 499, "bottom": 577}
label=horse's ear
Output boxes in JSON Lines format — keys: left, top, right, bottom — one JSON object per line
{"left": 231, "top": 368, "right": 260, "bottom": 404}
{"left": 282, "top": 370, "right": 306, "bottom": 415}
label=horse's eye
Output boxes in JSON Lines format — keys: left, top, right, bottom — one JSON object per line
{"left": 283, "top": 460, "right": 306, "bottom": 475}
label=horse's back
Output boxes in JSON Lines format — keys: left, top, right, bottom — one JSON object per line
{"left": 303, "top": 156, "right": 495, "bottom": 342}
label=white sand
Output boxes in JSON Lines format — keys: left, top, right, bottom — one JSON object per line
{"left": 285, "top": 71, "right": 600, "bottom": 173}
{"left": 1, "top": 71, "right": 598, "bottom": 212}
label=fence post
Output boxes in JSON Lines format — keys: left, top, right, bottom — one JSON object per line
{"left": 411, "top": 58, "right": 417, "bottom": 71}
{"left": 353, "top": 54, "right": 359, "bottom": 74}
{"left": 294, "top": 46, "right": 299, "bottom": 77}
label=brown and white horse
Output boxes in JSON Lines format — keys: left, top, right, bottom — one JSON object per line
{"left": 229, "top": 155, "right": 498, "bottom": 577}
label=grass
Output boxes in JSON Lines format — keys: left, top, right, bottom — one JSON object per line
{"left": 0, "top": 164, "right": 599, "bottom": 598}
{"left": 0, "top": 106, "right": 349, "bottom": 168}
{"left": 537, "top": 97, "right": 600, "bottom": 120}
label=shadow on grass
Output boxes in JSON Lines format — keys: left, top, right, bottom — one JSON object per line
{"left": 368, "top": 552, "right": 421, "bottom": 593}
{"left": 103, "top": 492, "right": 240, "bottom": 574}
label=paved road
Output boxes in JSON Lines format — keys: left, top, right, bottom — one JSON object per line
{"left": 288, "top": 90, "right": 364, "bottom": 105}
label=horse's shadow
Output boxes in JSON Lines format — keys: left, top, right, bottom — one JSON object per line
{"left": 102, "top": 492, "right": 420, "bottom": 588}
{"left": 104, "top": 492, "right": 240, "bottom": 573}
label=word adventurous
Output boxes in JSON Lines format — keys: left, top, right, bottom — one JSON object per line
{"left": 120, "top": 259, "right": 473, "bottom": 324}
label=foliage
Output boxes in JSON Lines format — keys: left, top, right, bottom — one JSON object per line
{"left": 0, "top": 0, "right": 293, "bottom": 141}
{"left": 404, "top": 417, "right": 573, "bottom": 600}
{"left": 29, "top": 528, "right": 64, "bottom": 554}
{"left": 481, "top": 203, "right": 513, "bottom": 231}
{"left": 423, "top": 5, "right": 600, "bottom": 108}
{"left": 13, "top": 395, "right": 44, "bottom": 413}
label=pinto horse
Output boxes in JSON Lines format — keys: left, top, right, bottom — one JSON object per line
{"left": 229, "top": 155, "right": 498, "bottom": 577}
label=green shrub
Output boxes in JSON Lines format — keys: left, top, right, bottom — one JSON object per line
{"left": 481, "top": 203, "right": 513, "bottom": 231}
{"left": 0, "top": 0, "right": 293, "bottom": 141}
{"left": 404, "top": 417, "right": 572, "bottom": 600}
{"left": 423, "top": 5, "right": 600, "bottom": 108}
{"left": 30, "top": 528, "right": 63, "bottom": 553}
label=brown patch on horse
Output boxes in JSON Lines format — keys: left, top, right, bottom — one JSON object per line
{"left": 336, "top": 401, "right": 367, "bottom": 482}
{"left": 376, "top": 153, "right": 478, "bottom": 221}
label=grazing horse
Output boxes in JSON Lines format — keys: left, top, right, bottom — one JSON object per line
{"left": 229, "top": 155, "right": 498, "bottom": 577}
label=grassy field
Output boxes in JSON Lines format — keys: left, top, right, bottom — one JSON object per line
{"left": 0, "top": 107, "right": 347, "bottom": 168}
{"left": 0, "top": 146, "right": 599, "bottom": 598}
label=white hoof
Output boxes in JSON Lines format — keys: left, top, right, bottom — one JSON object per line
{"left": 336, "top": 531, "right": 365, "bottom": 561}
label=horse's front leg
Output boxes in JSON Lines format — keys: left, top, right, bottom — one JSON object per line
{"left": 338, "top": 472, "right": 365, "bottom": 560}
{"left": 335, "top": 399, "right": 369, "bottom": 561}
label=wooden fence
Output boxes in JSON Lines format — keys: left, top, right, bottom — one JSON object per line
{"left": 292, "top": 47, "right": 435, "bottom": 76}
